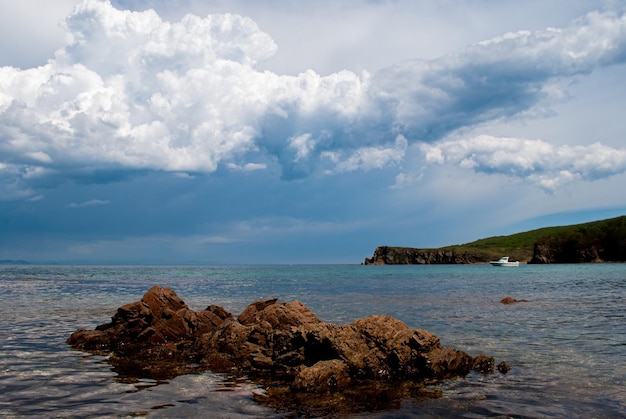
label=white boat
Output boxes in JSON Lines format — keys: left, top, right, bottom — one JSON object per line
{"left": 489, "top": 256, "right": 519, "bottom": 267}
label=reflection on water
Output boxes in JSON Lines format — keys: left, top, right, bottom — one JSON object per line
{"left": 0, "top": 264, "right": 624, "bottom": 417}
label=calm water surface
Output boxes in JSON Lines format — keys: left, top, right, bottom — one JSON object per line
{"left": 0, "top": 264, "right": 624, "bottom": 417}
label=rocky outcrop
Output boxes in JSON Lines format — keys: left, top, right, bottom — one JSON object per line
{"left": 68, "top": 286, "right": 505, "bottom": 412}
{"left": 529, "top": 217, "right": 626, "bottom": 263}
{"left": 500, "top": 296, "right": 528, "bottom": 304}
{"left": 364, "top": 246, "right": 487, "bottom": 265}
{"left": 530, "top": 241, "right": 605, "bottom": 264}
{"left": 366, "top": 216, "right": 626, "bottom": 265}
{"left": 67, "top": 285, "right": 233, "bottom": 378}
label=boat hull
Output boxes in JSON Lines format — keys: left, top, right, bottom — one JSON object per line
{"left": 489, "top": 257, "right": 519, "bottom": 267}
{"left": 490, "top": 261, "right": 520, "bottom": 267}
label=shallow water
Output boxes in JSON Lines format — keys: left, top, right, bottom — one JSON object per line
{"left": 0, "top": 264, "right": 624, "bottom": 417}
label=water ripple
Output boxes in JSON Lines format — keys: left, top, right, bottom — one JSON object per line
{"left": 0, "top": 264, "right": 624, "bottom": 417}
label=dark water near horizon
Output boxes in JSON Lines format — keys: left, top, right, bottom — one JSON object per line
{"left": 0, "top": 264, "right": 624, "bottom": 418}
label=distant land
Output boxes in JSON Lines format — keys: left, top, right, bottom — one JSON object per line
{"left": 364, "top": 215, "right": 626, "bottom": 265}
{"left": 0, "top": 260, "right": 31, "bottom": 265}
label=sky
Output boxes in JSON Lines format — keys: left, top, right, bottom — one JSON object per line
{"left": 1, "top": 0, "right": 626, "bottom": 264}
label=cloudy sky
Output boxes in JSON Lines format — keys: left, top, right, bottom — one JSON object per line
{"left": 1, "top": 0, "right": 626, "bottom": 264}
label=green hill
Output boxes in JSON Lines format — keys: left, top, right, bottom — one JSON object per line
{"left": 365, "top": 215, "right": 626, "bottom": 264}
{"left": 450, "top": 215, "right": 626, "bottom": 262}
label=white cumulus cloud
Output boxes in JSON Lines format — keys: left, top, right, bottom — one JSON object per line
{"left": 1, "top": 1, "right": 626, "bottom": 200}
{"left": 421, "top": 135, "right": 626, "bottom": 191}
{"left": 368, "top": 10, "right": 626, "bottom": 141}
{"left": 325, "top": 135, "right": 407, "bottom": 174}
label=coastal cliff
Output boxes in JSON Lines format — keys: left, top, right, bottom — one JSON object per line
{"left": 364, "top": 246, "right": 487, "bottom": 265}
{"left": 364, "top": 215, "right": 626, "bottom": 265}
{"left": 529, "top": 216, "right": 626, "bottom": 263}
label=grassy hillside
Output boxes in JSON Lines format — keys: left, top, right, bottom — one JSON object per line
{"left": 431, "top": 215, "right": 626, "bottom": 262}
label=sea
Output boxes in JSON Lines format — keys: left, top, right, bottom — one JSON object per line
{"left": 0, "top": 263, "right": 624, "bottom": 418}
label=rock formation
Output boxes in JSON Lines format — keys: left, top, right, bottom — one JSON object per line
{"left": 67, "top": 285, "right": 233, "bottom": 378}
{"left": 530, "top": 241, "right": 605, "bottom": 263}
{"left": 68, "top": 286, "right": 506, "bottom": 412}
{"left": 365, "top": 216, "right": 626, "bottom": 265}
{"left": 364, "top": 246, "right": 487, "bottom": 265}
{"left": 527, "top": 216, "right": 626, "bottom": 263}
{"left": 500, "top": 296, "right": 528, "bottom": 304}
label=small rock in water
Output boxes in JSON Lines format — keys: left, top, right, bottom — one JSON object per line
{"left": 497, "top": 361, "right": 512, "bottom": 374}
{"left": 500, "top": 296, "right": 528, "bottom": 304}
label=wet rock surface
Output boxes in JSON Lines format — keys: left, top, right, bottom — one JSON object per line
{"left": 500, "top": 296, "right": 529, "bottom": 304}
{"left": 68, "top": 286, "right": 508, "bottom": 414}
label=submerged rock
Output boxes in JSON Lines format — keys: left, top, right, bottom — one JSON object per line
{"left": 68, "top": 286, "right": 507, "bottom": 411}
{"left": 500, "top": 296, "right": 529, "bottom": 304}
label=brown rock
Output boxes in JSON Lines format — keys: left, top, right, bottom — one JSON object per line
{"left": 237, "top": 298, "right": 278, "bottom": 325}
{"left": 67, "top": 285, "right": 232, "bottom": 355}
{"left": 293, "top": 360, "right": 351, "bottom": 393}
{"left": 420, "top": 346, "right": 474, "bottom": 377}
{"left": 500, "top": 296, "right": 529, "bottom": 304}
{"left": 497, "top": 361, "right": 512, "bottom": 374}
{"left": 472, "top": 354, "right": 495, "bottom": 373}
{"left": 68, "top": 286, "right": 505, "bottom": 408}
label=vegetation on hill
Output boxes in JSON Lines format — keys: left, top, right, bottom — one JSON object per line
{"left": 366, "top": 215, "right": 626, "bottom": 264}
{"left": 455, "top": 215, "right": 626, "bottom": 262}
{"left": 530, "top": 215, "right": 626, "bottom": 263}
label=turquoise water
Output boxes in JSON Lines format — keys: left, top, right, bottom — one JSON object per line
{"left": 0, "top": 264, "right": 624, "bottom": 417}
